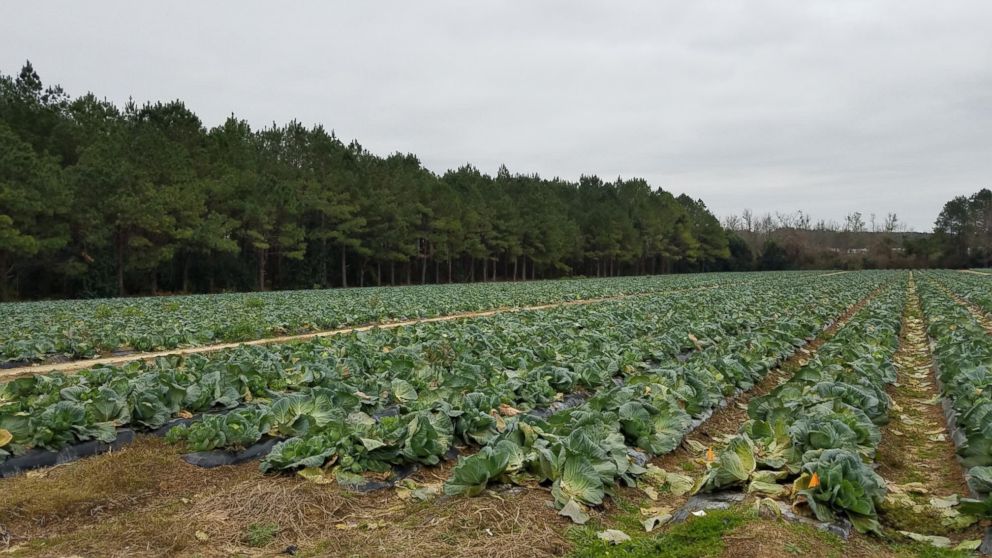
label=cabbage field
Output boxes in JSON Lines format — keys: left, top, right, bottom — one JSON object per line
{"left": 0, "top": 273, "right": 741, "bottom": 365}
{"left": 2, "top": 270, "right": 992, "bottom": 557}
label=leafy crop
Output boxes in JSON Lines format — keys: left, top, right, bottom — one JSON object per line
{"left": 0, "top": 271, "right": 902, "bottom": 521}
{"left": 917, "top": 272, "right": 992, "bottom": 508}
{"left": 694, "top": 280, "right": 906, "bottom": 533}
{"left": 0, "top": 273, "right": 737, "bottom": 364}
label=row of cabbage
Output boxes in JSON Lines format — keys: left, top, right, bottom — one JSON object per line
{"left": 0, "top": 273, "right": 770, "bottom": 365}
{"left": 916, "top": 273, "right": 992, "bottom": 500}
{"left": 932, "top": 269, "right": 992, "bottom": 318}
{"left": 436, "top": 283, "right": 870, "bottom": 509}
{"left": 0, "top": 281, "right": 751, "bottom": 459}
{"left": 156, "top": 272, "right": 892, "bottom": 512}
{"left": 692, "top": 278, "right": 907, "bottom": 534}
{"left": 165, "top": 274, "right": 860, "bottom": 473}
{"left": 0, "top": 272, "right": 889, "bottom": 478}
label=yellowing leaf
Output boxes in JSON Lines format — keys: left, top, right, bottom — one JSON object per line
{"left": 597, "top": 529, "right": 631, "bottom": 545}
{"left": 687, "top": 334, "right": 703, "bottom": 351}
{"left": 929, "top": 494, "right": 958, "bottom": 509}
{"left": 901, "top": 482, "right": 929, "bottom": 494}
{"left": 639, "top": 505, "right": 672, "bottom": 517}
{"left": 640, "top": 484, "right": 659, "bottom": 500}
{"left": 498, "top": 403, "right": 521, "bottom": 417}
{"left": 898, "top": 531, "right": 951, "bottom": 548}
{"left": 685, "top": 439, "right": 706, "bottom": 453}
{"left": 642, "top": 514, "right": 672, "bottom": 532}
{"left": 559, "top": 499, "right": 590, "bottom": 525}
{"left": 297, "top": 467, "right": 332, "bottom": 484}
{"left": 953, "top": 540, "right": 982, "bottom": 551}
{"left": 666, "top": 473, "right": 695, "bottom": 496}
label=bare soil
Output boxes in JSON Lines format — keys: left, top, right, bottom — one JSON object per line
{"left": 876, "top": 278, "right": 969, "bottom": 494}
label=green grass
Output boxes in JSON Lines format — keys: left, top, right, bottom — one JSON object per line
{"left": 772, "top": 519, "right": 846, "bottom": 557}
{"left": 893, "top": 545, "right": 972, "bottom": 558}
{"left": 567, "top": 507, "right": 750, "bottom": 558}
{"left": 241, "top": 522, "right": 280, "bottom": 548}
{"left": 879, "top": 502, "right": 957, "bottom": 536}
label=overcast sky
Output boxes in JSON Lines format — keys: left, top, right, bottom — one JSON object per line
{"left": 2, "top": 1, "right": 990, "bottom": 231}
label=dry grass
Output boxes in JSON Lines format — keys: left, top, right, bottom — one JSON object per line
{"left": 187, "top": 475, "right": 353, "bottom": 546}
{"left": 302, "top": 488, "right": 568, "bottom": 558}
{"left": 717, "top": 516, "right": 900, "bottom": 558}
{"left": 0, "top": 438, "right": 248, "bottom": 532}
{"left": 0, "top": 436, "right": 570, "bottom": 558}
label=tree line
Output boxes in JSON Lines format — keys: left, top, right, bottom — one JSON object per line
{"left": 722, "top": 198, "right": 992, "bottom": 271}
{"left": 0, "top": 62, "right": 730, "bottom": 300}
{"left": 931, "top": 189, "right": 992, "bottom": 268}
{"left": 721, "top": 209, "right": 921, "bottom": 271}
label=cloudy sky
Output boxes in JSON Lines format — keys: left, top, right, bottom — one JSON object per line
{"left": 3, "top": 1, "right": 990, "bottom": 231}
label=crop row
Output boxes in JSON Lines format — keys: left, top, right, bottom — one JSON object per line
{"left": 931, "top": 270, "right": 992, "bottom": 320}
{"left": 0, "top": 272, "right": 776, "bottom": 365}
{"left": 0, "top": 272, "right": 891, "bottom": 479}
{"left": 160, "top": 272, "right": 893, "bottom": 511}
{"left": 693, "top": 277, "right": 907, "bottom": 534}
{"left": 437, "top": 281, "right": 892, "bottom": 511}
{"left": 916, "top": 273, "right": 992, "bottom": 499}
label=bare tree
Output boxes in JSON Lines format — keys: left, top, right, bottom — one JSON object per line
{"left": 741, "top": 209, "right": 754, "bottom": 232}
{"left": 756, "top": 213, "right": 775, "bottom": 235}
{"left": 775, "top": 211, "right": 795, "bottom": 229}
{"left": 723, "top": 214, "right": 743, "bottom": 231}
{"left": 883, "top": 212, "right": 900, "bottom": 232}
{"left": 844, "top": 212, "right": 866, "bottom": 233}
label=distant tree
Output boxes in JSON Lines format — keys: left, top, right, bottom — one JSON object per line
{"left": 725, "top": 232, "right": 754, "bottom": 271}
{"left": 758, "top": 240, "right": 788, "bottom": 270}
{"left": 934, "top": 195, "right": 974, "bottom": 267}
{"left": 677, "top": 195, "right": 729, "bottom": 271}
{"left": 883, "top": 213, "right": 900, "bottom": 233}
{"left": 844, "top": 212, "right": 866, "bottom": 233}
{"left": 970, "top": 189, "right": 992, "bottom": 267}
{"left": 0, "top": 121, "right": 68, "bottom": 299}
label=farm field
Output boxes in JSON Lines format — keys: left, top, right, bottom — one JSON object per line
{"left": 0, "top": 272, "right": 760, "bottom": 367}
{"left": 1, "top": 270, "right": 991, "bottom": 558}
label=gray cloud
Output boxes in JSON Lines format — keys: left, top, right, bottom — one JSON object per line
{"left": 2, "top": 0, "right": 990, "bottom": 230}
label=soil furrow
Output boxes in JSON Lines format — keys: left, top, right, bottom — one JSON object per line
{"left": 875, "top": 275, "right": 977, "bottom": 539}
